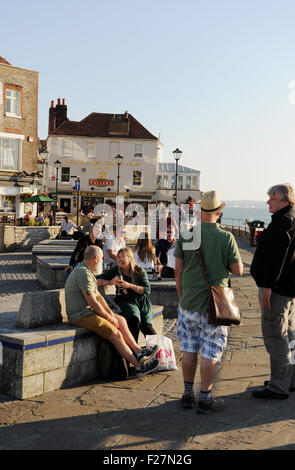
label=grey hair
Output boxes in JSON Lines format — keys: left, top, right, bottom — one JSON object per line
{"left": 83, "top": 245, "right": 102, "bottom": 260}
{"left": 267, "top": 183, "right": 295, "bottom": 207}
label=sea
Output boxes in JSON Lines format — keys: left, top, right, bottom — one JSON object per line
{"left": 221, "top": 201, "right": 271, "bottom": 226}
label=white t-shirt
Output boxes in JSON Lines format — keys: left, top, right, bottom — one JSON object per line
{"left": 61, "top": 220, "right": 76, "bottom": 234}
{"left": 103, "top": 235, "right": 125, "bottom": 265}
{"left": 134, "top": 250, "right": 154, "bottom": 271}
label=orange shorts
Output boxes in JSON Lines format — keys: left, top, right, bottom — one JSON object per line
{"left": 70, "top": 313, "right": 116, "bottom": 339}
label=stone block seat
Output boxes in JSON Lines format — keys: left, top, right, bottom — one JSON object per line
{"left": 0, "top": 290, "right": 164, "bottom": 400}
{"left": 36, "top": 256, "right": 70, "bottom": 290}
{"left": 32, "top": 244, "right": 75, "bottom": 271}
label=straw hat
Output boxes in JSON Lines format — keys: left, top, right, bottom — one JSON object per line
{"left": 198, "top": 190, "right": 226, "bottom": 213}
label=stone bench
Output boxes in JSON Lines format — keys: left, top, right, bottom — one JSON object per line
{"left": 36, "top": 256, "right": 70, "bottom": 290}
{"left": 32, "top": 245, "right": 75, "bottom": 271}
{"left": 0, "top": 290, "right": 164, "bottom": 400}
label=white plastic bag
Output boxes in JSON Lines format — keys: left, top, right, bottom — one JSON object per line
{"left": 146, "top": 334, "right": 178, "bottom": 371}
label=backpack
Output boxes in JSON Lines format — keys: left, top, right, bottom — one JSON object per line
{"left": 98, "top": 340, "right": 129, "bottom": 380}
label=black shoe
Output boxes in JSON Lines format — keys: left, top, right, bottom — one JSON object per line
{"left": 180, "top": 393, "right": 195, "bottom": 409}
{"left": 252, "top": 388, "right": 289, "bottom": 399}
{"left": 264, "top": 380, "right": 295, "bottom": 392}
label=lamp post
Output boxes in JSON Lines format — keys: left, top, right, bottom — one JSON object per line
{"left": 71, "top": 175, "right": 80, "bottom": 225}
{"left": 54, "top": 160, "right": 61, "bottom": 225}
{"left": 38, "top": 148, "right": 49, "bottom": 192}
{"left": 115, "top": 154, "right": 124, "bottom": 197}
{"left": 173, "top": 148, "right": 182, "bottom": 204}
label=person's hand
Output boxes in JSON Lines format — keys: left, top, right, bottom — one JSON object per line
{"left": 262, "top": 287, "right": 272, "bottom": 309}
{"left": 64, "top": 266, "right": 73, "bottom": 272}
{"left": 108, "top": 315, "right": 119, "bottom": 329}
{"left": 116, "top": 279, "right": 130, "bottom": 290}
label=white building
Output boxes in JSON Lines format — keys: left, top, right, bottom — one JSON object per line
{"left": 46, "top": 99, "right": 163, "bottom": 214}
{"left": 155, "top": 162, "right": 201, "bottom": 204}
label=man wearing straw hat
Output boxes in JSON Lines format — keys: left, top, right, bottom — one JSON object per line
{"left": 174, "top": 190, "right": 243, "bottom": 413}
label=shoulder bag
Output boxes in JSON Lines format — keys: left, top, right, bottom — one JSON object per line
{"left": 196, "top": 249, "right": 241, "bottom": 326}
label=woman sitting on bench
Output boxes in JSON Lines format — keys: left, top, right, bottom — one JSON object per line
{"left": 97, "top": 247, "right": 157, "bottom": 342}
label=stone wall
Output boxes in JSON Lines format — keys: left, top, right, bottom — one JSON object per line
{"left": 0, "top": 225, "right": 60, "bottom": 252}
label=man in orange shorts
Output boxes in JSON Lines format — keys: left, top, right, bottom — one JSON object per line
{"left": 65, "top": 245, "right": 159, "bottom": 376}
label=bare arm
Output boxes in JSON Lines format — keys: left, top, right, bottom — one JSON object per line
{"left": 175, "top": 257, "right": 184, "bottom": 299}
{"left": 229, "top": 261, "right": 243, "bottom": 277}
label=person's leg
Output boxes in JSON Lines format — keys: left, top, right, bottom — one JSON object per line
{"left": 196, "top": 316, "right": 228, "bottom": 413}
{"left": 257, "top": 290, "right": 293, "bottom": 396}
{"left": 114, "top": 314, "right": 141, "bottom": 357}
{"left": 71, "top": 313, "right": 142, "bottom": 367}
{"left": 177, "top": 306, "right": 200, "bottom": 407}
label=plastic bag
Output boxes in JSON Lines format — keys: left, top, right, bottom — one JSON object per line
{"left": 146, "top": 334, "right": 178, "bottom": 371}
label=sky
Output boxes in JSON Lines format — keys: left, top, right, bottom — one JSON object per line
{"left": 1, "top": 0, "right": 295, "bottom": 201}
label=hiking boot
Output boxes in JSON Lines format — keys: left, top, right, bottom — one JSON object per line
{"left": 135, "top": 358, "right": 159, "bottom": 377}
{"left": 196, "top": 397, "right": 225, "bottom": 414}
{"left": 137, "top": 344, "right": 159, "bottom": 365}
{"left": 181, "top": 393, "right": 195, "bottom": 409}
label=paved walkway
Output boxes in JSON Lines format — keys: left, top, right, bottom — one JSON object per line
{"left": 0, "top": 239, "right": 295, "bottom": 451}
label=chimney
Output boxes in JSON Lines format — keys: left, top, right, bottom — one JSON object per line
{"left": 48, "top": 98, "right": 68, "bottom": 134}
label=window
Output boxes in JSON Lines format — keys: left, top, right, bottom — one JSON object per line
{"left": 134, "top": 143, "right": 143, "bottom": 158}
{"left": 186, "top": 176, "right": 191, "bottom": 190}
{"left": 0, "top": 137, "right": 20, "bottom": 171}
{"left": 87, "top": 141, "right": 96, "bottom": 158}
{"left": 61, "top": 167, "right": 70, "bottom": 183}
{"left": 178, "top": 175, "right": 183, "bottom": 190}
{"left": 133, "top": 170, "right": 142, "bottom": 186}
{"left": 192, "top": 176, "right": 198, "bottom": 190}
{"left": 163, "top": 175, "right": 168, "bottom": 189}
{"left": 156, "top": 175, "right": 162, "bottom": 189}
{"left": 109, "top": 141, "right": 120, "bottom": 159}
{"left": 63, "top": 139, "right": 72, "bottom": 156}
{"left": 6, "top": 87, "right": 21, "bottom": 117}
{"left": 171, "top": 175, "right": 176, "bottom": 189}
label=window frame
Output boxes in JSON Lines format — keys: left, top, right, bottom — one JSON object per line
{"left": 4, "top": 84, "right": 22, "bottom": 118}
{"left": 0, "top": 136, "right": 21, "bottom": 172}
{"left": 60, "top": 167, "right": 71, "bottom": 184}
{"left": 132, "top": 169, "right": 142, "bottom": 187}
{"left": 134, "top": 143, "right": 143, "bottom": 159}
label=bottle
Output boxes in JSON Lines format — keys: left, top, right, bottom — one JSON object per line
{"left": 119, "top": 275, "right": 127, "bottom": 294}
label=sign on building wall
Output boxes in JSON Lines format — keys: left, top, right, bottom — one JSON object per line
{"left": 89, "top": 179, "right": 114, "bottom": 187}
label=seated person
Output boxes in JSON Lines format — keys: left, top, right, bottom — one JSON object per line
{"left": 97, "top": 247, "right": 157, "bottom": 342}
{"left": 133, "top": 231, "right": 162, "bottom": 280}
{"left": 103, "top": 226, "right": 125, "bottom": 268}
{"left": 64, "top": 223, "right": 104, "bottom": 281}
{"left": 155, "top": 225, "right": 176, "bottom": 278}
{"left": 23, "top": 210, "right": 33, "bottom": 221}
{"left": 59, "top": 216, "right": 76, "bottom": 238}
{"left": 65, "top": 245, "right": 159, "bottom": 376}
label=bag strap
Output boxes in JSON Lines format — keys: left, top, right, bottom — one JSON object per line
{"left": 196, "top": 249, "right": 210, "bottom": 288}
{"left": 196, "top": 249, "right": 231, "bottom": 288}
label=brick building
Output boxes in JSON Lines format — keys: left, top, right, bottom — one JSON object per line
{"left": 0, "top": 56, "right": 39, "bottom": 218}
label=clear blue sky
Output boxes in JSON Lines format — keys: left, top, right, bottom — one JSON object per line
{"left": 2, "top": 0, "right": 295, "bottom": 201}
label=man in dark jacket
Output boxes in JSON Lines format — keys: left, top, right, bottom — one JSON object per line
{"left": 250, "top": 183, "right": 295, "bottom": 399}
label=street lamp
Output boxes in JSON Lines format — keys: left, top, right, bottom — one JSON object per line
{"left": 115, "top": 154, "right": 124, "bottom": 197}
{"left": 173, "top": 148, "right": 182, "bottom": 204}
{"left": 71, "top": 175, "right": 80, "bottom": 225}
{"left": 54, "top": 160, "right": 61, "bottom": 225}
{"left": 38, "top": 148, "right": 49, "bottom": 192}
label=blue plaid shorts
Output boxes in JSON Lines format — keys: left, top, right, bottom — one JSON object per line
{"left": 177, "top": 305, "right": 228, "bottom": 361}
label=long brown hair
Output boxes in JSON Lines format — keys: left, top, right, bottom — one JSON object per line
{"left": 135, "top": 232, "right": 155, "bottom": 262}
{"left": 117, "top": 247, "right": 143, "bottom": 282}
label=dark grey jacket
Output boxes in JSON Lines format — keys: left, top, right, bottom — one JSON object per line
{"left": 250, "top": 205, "right": 295, "bottom": 297}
